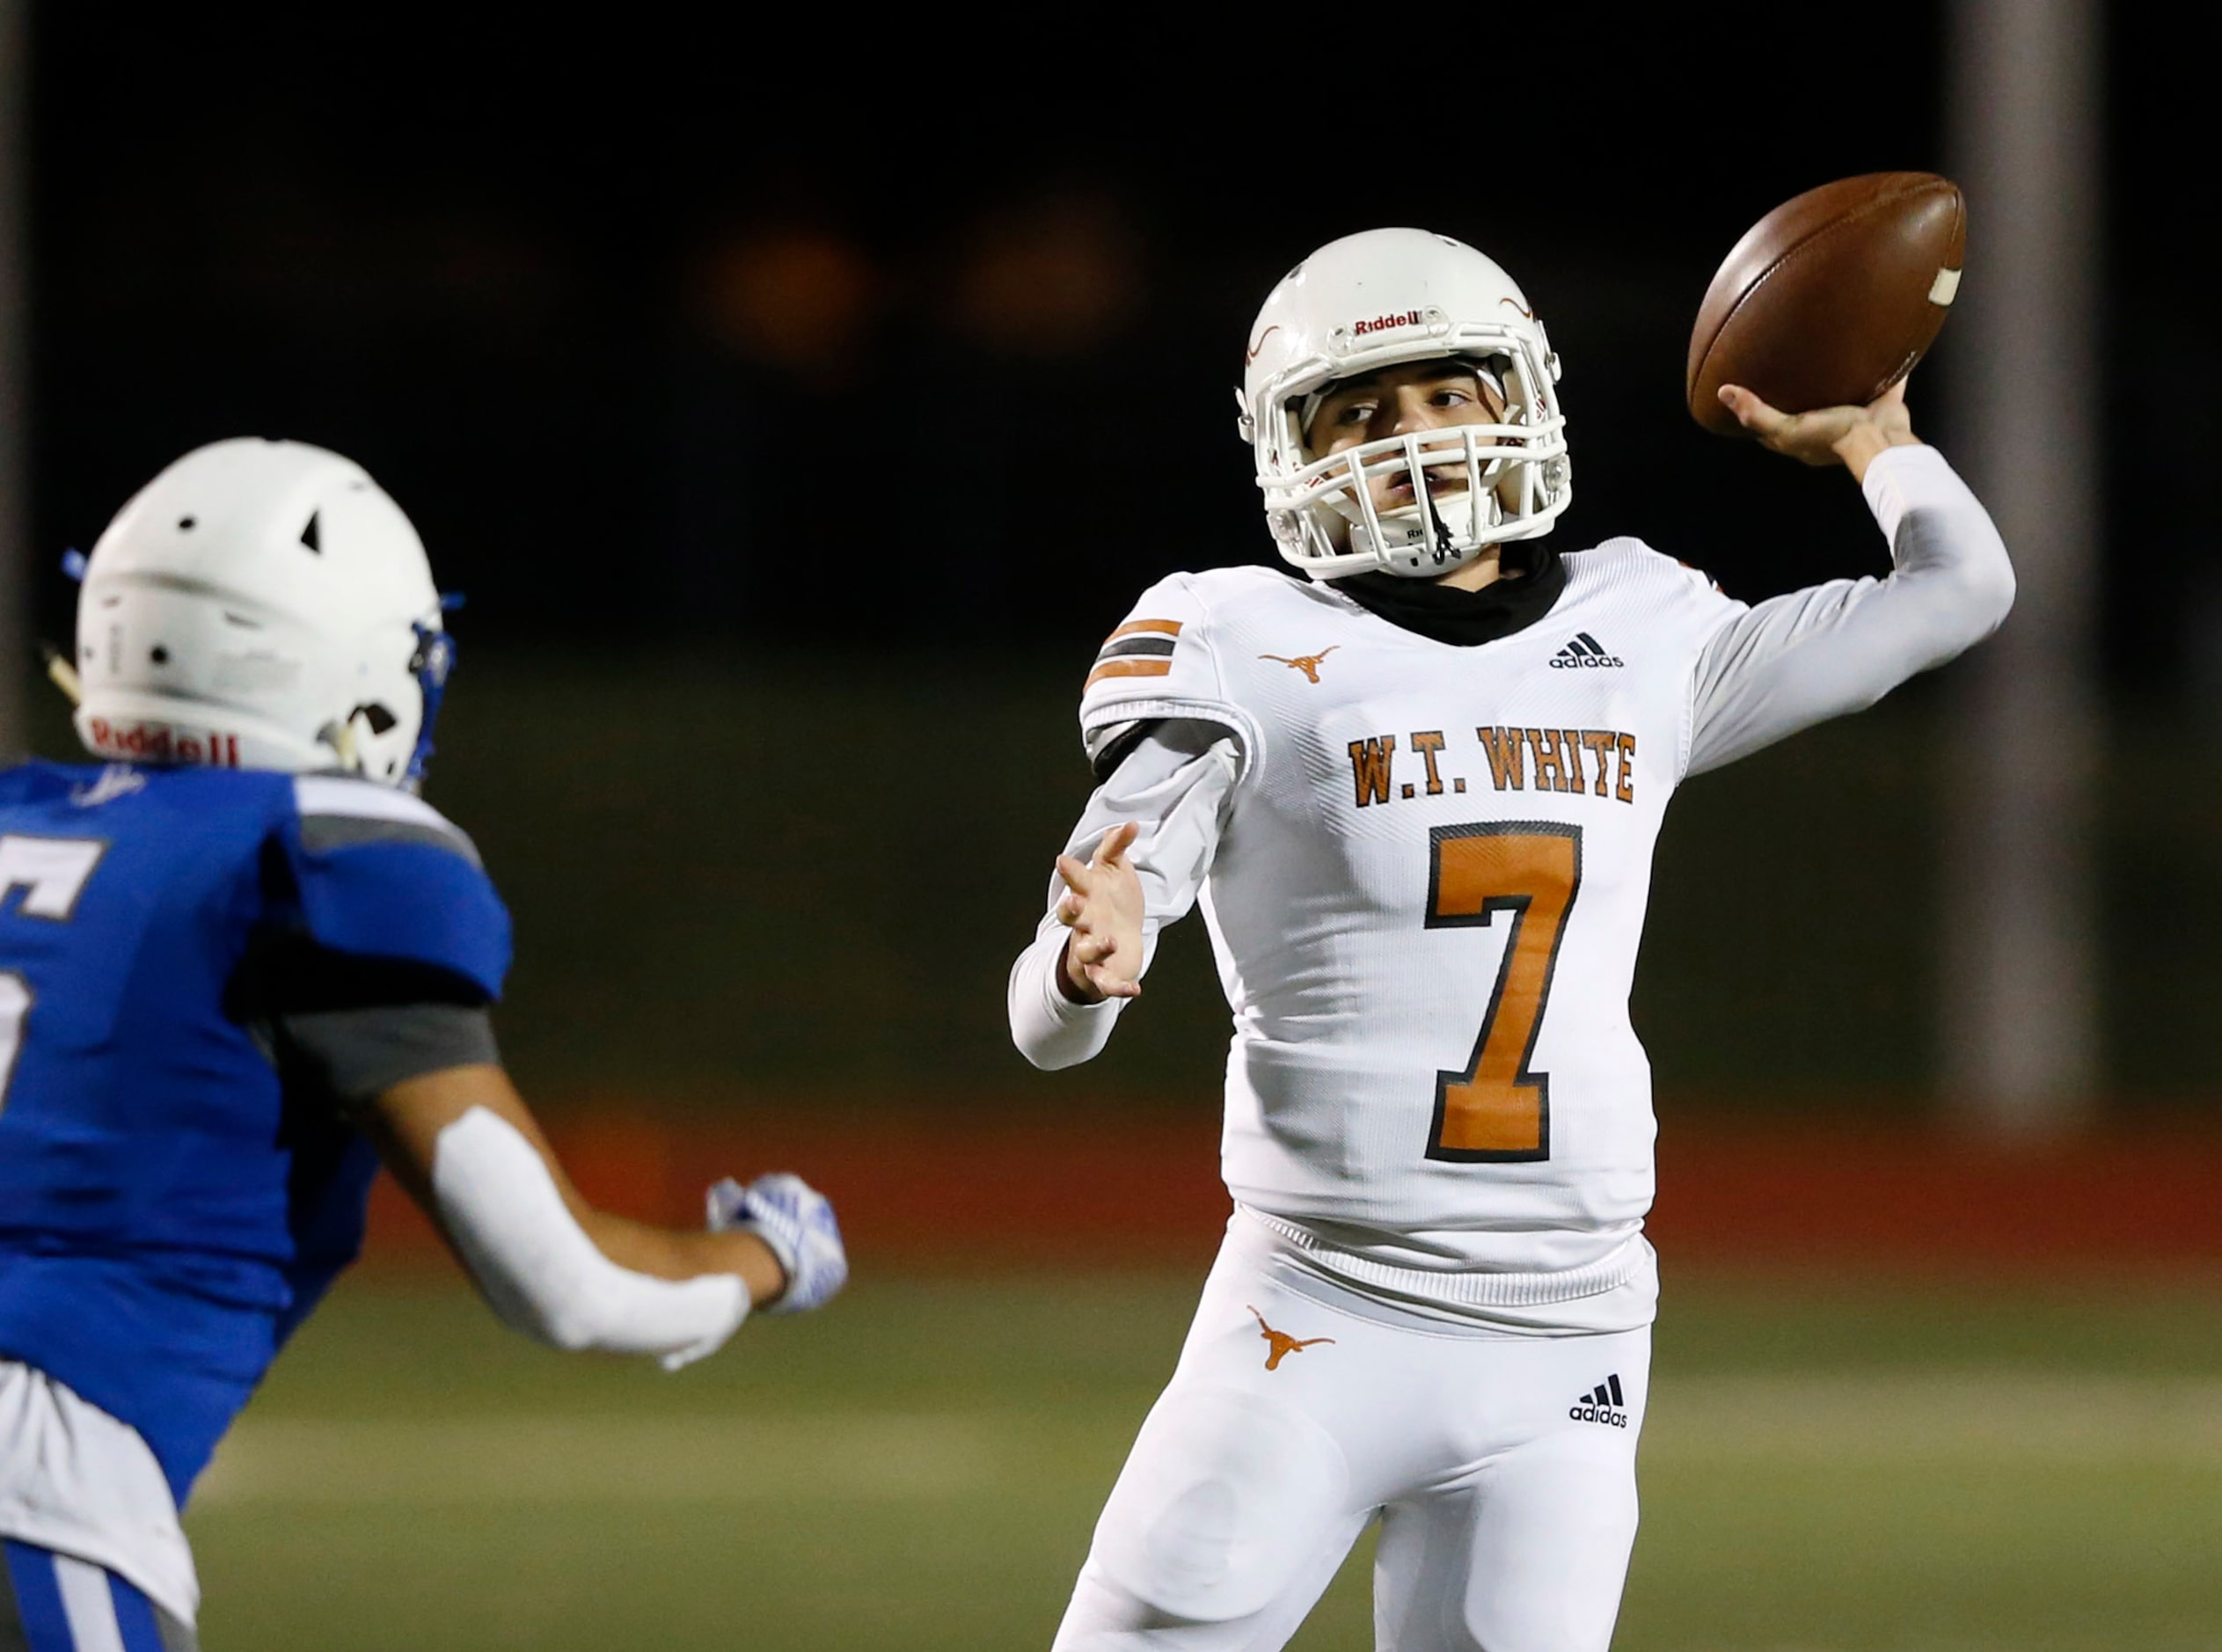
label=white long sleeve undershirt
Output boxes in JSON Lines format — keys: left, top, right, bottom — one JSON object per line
{"left": 1008, "top": 442, "right": 2014, "bottom": 1070}
{"left": 1685, "top": 442, "right": 2014, "bottom": 774}
{"left": 1006, "top": 721, "right": 1240, "bottom": 1070}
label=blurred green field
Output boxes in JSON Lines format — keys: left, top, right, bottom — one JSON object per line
{"left": 186, "top": 1269, "right": 2222, "bottom": 1650}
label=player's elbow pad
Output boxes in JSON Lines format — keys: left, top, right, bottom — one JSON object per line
{"left": 430, "top": 1106, "right": 748, "bottom": 1369}
{"left": 1966, "top": 552, "right": 2016, "bottom": 634}
{"left": 1908, "top": 549, "right": 2016, "bottom": 669}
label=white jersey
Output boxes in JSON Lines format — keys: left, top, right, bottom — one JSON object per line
{"left": 1011, "top": 444, "right": 2014, "bottom": 1330}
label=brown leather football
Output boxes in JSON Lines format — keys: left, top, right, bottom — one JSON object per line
{"left": 1686, "top": 172, "right": 1966, "bottom": 436}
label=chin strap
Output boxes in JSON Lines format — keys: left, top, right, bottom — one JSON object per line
{"left": 320, "top": 717, "right": 362, "bottom": 772}
{"left": 39, "top": 643, "right": 84, "bottom": 707}
{"left": 1429, "top": 496, "right": 1458, "bottom": 566}
{"left": 46, "top": 552, "right": 89, "bottom": 706}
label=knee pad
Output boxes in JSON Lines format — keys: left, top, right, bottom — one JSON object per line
{"left": 1092, "top": 1385, "right": 1350, "bottom": 1623}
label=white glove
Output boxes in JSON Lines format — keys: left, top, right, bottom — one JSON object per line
{"left": 706, "top": 1172, "right": 848, "bottom": 1314}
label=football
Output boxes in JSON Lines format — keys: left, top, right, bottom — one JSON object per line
{"left": 1685, "top": 172, "right": 1966, "bottom": 437}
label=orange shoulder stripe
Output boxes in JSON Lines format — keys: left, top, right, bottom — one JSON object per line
{"left": 1103, "top": 618, "right": 1184, "bottom": 643}
{"left": 1084, "top": 658, "right": 1174, "bottom": 691}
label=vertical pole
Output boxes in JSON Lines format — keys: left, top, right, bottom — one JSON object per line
{"left": 1941, "top": 0, "right": 2102, "bottom": 1135}
{"left": 0, "top": 0, "right": 26, "bottom": 760}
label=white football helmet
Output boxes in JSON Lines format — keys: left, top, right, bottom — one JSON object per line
{"left": 1237, "top": 228, "right": 1571, "bottom": 579}
{"left": 72, "top": 437, "right": 454, "bottom": 788}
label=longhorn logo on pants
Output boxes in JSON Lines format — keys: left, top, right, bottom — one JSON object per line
{"left": 1247, "top": 1305, "right": 1336, "bottom": 1371}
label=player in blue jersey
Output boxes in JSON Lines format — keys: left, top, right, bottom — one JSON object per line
{"left": 0, "top": 438, "right": 849, "bottom": 1650}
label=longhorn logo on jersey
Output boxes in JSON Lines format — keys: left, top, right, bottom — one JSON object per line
{"left": 1260, "top": 647, "right": 1339, "bottom": 683}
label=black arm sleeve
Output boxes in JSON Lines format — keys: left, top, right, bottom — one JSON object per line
{"left": 227, "top": 928, "right": 501, "bottom": 1104}
{"left": 1087, "top": 717, "right": 1166, "bottom": 782}
{"left": 274, "top": 1003, "right": 501, "bottom": 1103}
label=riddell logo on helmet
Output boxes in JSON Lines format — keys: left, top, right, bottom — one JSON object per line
{"left": 1349, "top": 311, "right": 1423, "bottom": 338}
{"left": 85, "top": 719, "right": 242, "bottom": 768}
{"left": 1333, "top": 311, "right": 1422, "bottom": 340}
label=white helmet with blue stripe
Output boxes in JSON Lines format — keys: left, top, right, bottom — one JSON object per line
{"left": 71, "top": 437, "right": 454, "bottom": 788}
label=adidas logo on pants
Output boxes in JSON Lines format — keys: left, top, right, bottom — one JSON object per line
{"left": 1569, "top": 1373, "right": 1630, "bottom": 1427}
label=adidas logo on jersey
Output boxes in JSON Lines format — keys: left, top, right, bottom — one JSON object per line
{"left": 1569, "top": 1373, "right": 1629, "bottom": 1427}
{"left": 1549, "top": 632, "right": 1622, "bottom": 669}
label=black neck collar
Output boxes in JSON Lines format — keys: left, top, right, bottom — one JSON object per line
{"left": 1327, "top": 544, "right": 1567, "bottom": 647}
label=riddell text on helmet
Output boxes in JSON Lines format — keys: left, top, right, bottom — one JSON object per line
{"left": 1349, "top": 311, "right": 1423, "bottom": 338}
{"left": 86, "top": 719, "right": 242, "bottom": 768}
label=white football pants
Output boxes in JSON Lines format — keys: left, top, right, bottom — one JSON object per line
{"left": 1052, "top": 1220, "right": 1649, "bottom": 1652}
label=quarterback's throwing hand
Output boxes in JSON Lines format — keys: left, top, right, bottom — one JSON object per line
{"left": 706, "top": 1172, "right": 848, "bottom": 1314}
{"left": 1718, "top": 377, "right": 1920, "bottom": 482}
{"left": 1056, "top": 822, "right": 1145, "bottom": 1005}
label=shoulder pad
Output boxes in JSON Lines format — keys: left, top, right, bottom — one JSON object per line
{"left": 1590, "top": 535, "right": 1707, "bottom": 578}
{"left": 293, "top": 776, "right": 484, "bottom": 864}
{"left": 1576, "top": 537, "right": 1736, "bottom": 601}
{"left": 285, "top": 777, "right": 511, "bottom": 1000}
{"left": 1078, "top": 574, "right": 1263, "bottom": 778}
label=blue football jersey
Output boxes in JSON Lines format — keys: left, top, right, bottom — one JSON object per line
{"left": 0, "top": 762, "right": 511, "bottom": 1502}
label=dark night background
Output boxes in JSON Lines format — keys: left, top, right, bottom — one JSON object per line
{"left": 15, "top": 23, "right": 2222, "bottom": 1650}
{"left": 12, "top": 6, "right": 2217, "bottom": 1115}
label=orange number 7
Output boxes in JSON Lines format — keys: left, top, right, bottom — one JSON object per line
{"left": 1424, "top": 822, "right": 1582, "bottom": 1163}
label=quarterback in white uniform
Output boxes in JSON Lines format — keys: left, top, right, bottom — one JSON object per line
{"left": 1008, "top": 228, "right": 2014, "bottom": 1651}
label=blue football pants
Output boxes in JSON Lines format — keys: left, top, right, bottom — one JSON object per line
{"left": 0, "top": 1540, "right": 196, "bottom": 1652}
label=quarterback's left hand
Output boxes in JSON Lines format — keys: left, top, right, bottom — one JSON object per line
{"left": 1719, "top": 377, "right": 1921, "bottom": 483}
{"left": 706, "top": 1172, "right": 849, "bottom": 1314}
{"left": 1055, "top": 821, "right": 1146, "bottom": 1004}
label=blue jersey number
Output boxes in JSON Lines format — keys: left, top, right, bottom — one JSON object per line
{"left": 0, "top": 834, "right": 108, "bottom": 1114}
